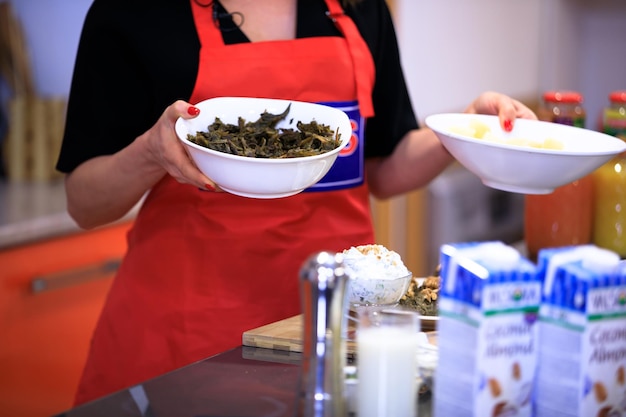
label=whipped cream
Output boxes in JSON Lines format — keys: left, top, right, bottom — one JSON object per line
{"left": 342, "top": 244, "right": 410, "bottom": 280}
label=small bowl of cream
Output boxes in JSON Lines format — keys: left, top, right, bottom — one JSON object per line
{"left": 342, "top": 244, "right": 412, "bottom": 308}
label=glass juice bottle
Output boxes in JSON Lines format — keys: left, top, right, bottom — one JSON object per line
{"left": 592, "top": 91, "right": 626, "bottom": 257}
{"left": 525, "top": 91, "right": 593, "bottom": 261}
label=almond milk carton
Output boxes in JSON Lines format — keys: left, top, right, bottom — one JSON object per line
{"left": 535, "top": 245, "right": 626, "bottom": 417}
{"left": 433, "top": 241, "right": 540, "bottom": 417}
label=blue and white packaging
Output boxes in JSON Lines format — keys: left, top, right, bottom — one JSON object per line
{"left": 535, "top": 245, "right": 626, "bottom": 417}
{"left": 433, "top": 241, "right": 540, "bottom": 417}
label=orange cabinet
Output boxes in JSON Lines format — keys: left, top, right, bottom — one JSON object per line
{"left": 0, "top": 221, "right": 133, "bottom": 417}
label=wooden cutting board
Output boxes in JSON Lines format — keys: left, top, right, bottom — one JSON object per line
{"left": 242, "top": 314, "right": 306, "bottom": 353}
{"left": 242, "top": 314, "right": 436, "bottom": 354}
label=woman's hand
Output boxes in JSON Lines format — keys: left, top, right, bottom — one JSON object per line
{"left": 465, "top": 91, "right": 537, "bottom": 132}
{"left": 141, "top": 100, "right": 219, "bottom": 191}
{"left": 65, "top": 100, "right": 222, "bottom": 229}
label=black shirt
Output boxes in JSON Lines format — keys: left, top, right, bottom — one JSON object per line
{"left": 56, "top": 0, "right": 418, "bottom": 173}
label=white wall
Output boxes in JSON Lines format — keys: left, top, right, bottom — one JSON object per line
{"left": 6, "top": 0, "right": 92, "bottom": 97}
{"left": 394, "top": 0, "right": 626, "bottom": 128}
{"left": 394, "top": 0, "right": 543, "bottom": 125}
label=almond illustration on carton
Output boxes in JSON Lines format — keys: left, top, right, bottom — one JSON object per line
{"left": 492, "top": 401, "right": 519, "bottom": 417}
{"left": 617, "top": 366, "right": 625, "bottom": 386}
{"left": 596, "top": 405, "right": 621, "bottom": 417}
{"left": 594, "top": 381, "right": 608, "bottom": 403}
{"left": 489, "top": 378, "right": 502, "bottom": 398}
{"left": 512, "top": 362, "right": 521, "bottom": 381}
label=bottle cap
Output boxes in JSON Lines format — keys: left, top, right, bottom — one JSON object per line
{"left": 543, "top": 91, "right": 584, "bottom": 104}
{"left": 609, "top": 91, "right": 626, "bottom": 104}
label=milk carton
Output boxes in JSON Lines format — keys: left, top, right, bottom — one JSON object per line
{"left": 433, "top": 241, "right": 540, "bottom": 417}
{"left": 535, "top": 245, "right": 626, "bottom": 417}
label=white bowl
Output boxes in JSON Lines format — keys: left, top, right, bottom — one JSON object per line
{"left": 425, "top": 113, "right": 626, "bottom": 194}
{"left": 175, "top": 97, "right": 352, "bottom": 198}
{"left": 347, "top": 272, "right": 413, "bottom": 307}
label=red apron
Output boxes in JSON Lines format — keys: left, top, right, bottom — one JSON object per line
{"left": 75, "top": 0, "right": 376, "bottom": 405}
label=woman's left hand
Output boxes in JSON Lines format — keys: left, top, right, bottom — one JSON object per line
{"left": 465, "top": 91, "right": 537, "bottom": 132}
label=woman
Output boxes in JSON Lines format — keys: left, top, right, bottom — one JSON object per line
{"left": 57, "top": 0, "right": 536, "bottom": 405}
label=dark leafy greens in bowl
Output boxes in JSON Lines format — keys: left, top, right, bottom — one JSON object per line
{"left": 187, "top": 103, "right": 342, "bottom": 159}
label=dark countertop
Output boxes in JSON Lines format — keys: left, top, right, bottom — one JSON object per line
{"left": 51, "top": 346, "right": 432, "bottom": 417}
{"left": 0, "top": 179, "right": 139, "bottom": 249}
{"left": 53, "top": 347, "right": 303, "bottom": 417}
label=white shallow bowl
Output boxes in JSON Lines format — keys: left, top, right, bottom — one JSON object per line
{"left": 425, "top": 113, "right": 626, "bottom": 194}
{"left": 175, "top": 97, "right": 352, "bottom": 198}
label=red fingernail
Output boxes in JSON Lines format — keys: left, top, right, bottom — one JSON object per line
{"left": 503, "top": 119, "right": 513, "bottom": 132}
{"left": 205, "top": 183, "right": 215, "bottom": 191}
{"left": 188, "top": 106, "right": 200, "bottom": 116}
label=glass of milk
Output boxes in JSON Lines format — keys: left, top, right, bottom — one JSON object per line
{"left": 356, "top": 309, "right": 420, "bottom": 417}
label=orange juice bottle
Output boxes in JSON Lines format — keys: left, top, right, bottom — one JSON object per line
{"left": 524, "top": 91, "right": 593, "bottom": 261}
{"left": 592, "top": 91, "right": 626, "bottom": 257}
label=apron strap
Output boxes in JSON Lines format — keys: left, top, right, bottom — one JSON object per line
{"left": 324, "top": 0, "right": 376, "bottom": 118}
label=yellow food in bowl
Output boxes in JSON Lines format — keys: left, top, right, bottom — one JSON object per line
{"left": 449, "top": 119, "right": 564, "bottom": 150}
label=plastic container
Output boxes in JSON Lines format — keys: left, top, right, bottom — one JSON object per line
{"left": 525, "top": 91, "right": 593, "bottom": 261}
{"left": 592, "top": 90, "right": 626, "bottom": 257}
